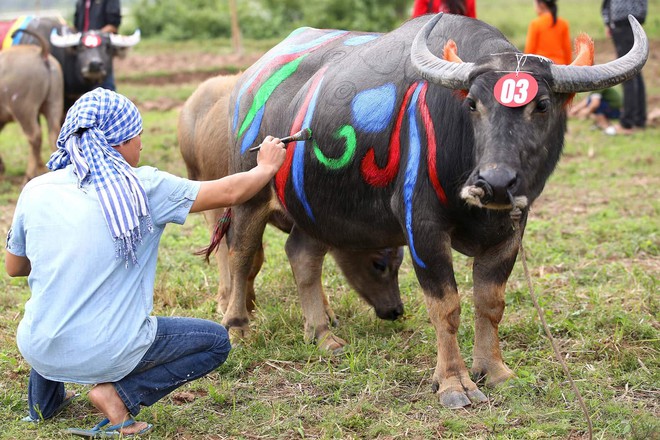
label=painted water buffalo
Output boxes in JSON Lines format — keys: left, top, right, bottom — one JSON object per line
{"left": 178, "top": 74, "right": 404, "bottom": 352}
{"left": 223, "top": 13, "right": 648, "bottom": 407}
{"left": 1, "top": 15, "right": 139, "bottom": 111}
{"left": 0, "top": 29, "right": 63, "bottom": 179}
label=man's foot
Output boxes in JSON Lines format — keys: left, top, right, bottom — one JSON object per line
{"left": 87, "top": 383, "right": 150, "bottom": 436}
{"left": 605, "top": 124, "right": 635, "bottom": 135}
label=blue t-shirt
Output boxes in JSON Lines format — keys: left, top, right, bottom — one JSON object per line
{"left": 6, "top": 165, "right": 201, "bottom": 383}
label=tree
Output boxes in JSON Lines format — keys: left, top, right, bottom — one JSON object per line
{"left": 228, "top": 0, "right": 242, "bottom": 54}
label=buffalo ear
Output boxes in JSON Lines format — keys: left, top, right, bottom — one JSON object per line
{"left": 570, "top": 33, "right": 594, "bottom": 67}
{"left": 443, "top": 39, "right": 463, "bottom": 63}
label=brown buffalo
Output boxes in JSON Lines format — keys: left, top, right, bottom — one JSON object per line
{"left": 0, "top": 29, "right": 63, "bottom": 179}
{"left": 178, "top": 74, "right": 404, "bottom": 352}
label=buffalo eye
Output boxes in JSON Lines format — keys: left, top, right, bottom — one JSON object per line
{"left": 535, "top": 98, "right": 550, "bottom": 113}
{"left": 372, "top": 259, "right": 387, "bottom": 273}
{"left": 465, "top": 97, "right": 478, "bottom": 112}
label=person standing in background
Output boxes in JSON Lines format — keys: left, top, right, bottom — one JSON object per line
{"left": 525, "top": 0, "right": 572, "bottom": 65}
{"left": 73, "top": 0, "right": 121, "bottom": 90}
{"left": 411, "top": 0, "right": 476, "bottom": 19}
{"left": 601, "top": 0, "right": 648, "bottom": 134}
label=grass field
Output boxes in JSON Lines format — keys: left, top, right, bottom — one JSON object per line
{"left": 1, "top": 2, "right": 659, "bottom": 439}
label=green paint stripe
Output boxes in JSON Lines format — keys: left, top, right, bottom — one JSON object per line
{"left": 238, "top": 56, "right": 307, "bottom": 137}
{"left": 313, "top": 125, "right": 357, "bottom": 170}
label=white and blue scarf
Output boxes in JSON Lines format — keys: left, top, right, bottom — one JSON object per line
{"left": 47, "top": 88, "right": 152, "bottom": 265}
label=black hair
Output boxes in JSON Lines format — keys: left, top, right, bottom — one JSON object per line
{"left": 538, "top": 0, "right": 558, "bottom": 25}
{"left": 444, "top": 0, "right": 467, "bottom": 15}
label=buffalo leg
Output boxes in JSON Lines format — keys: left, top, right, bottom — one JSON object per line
{"left": 285, "top": 225, "right": 347, "bottom": 353}
{"left": 16, "top": 112, "right": 44, "bottom": 180}
{"left": 414, "top": 230, "right": 488, "bottom": 408}
{"left": 205, "top": 208, "right": 262, "bottom": 315}
{"left": 471, "top": 235, "right": 519, "bottom": 386}
{"left": 41, "top": 88, "right": 63, "bottom": 154}
{"left": 223, "top": 203, "right": 270, "bottom": 338}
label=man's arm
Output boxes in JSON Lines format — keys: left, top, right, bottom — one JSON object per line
{"left": 190, "top": 136, "right": 286, "bottom": 213}
{"left": 5, "top": 251, "right": 31, "bottom": 277}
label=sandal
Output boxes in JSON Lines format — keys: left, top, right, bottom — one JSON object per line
{"left": 65, "top": 417, "right": 153, "bottom": 438}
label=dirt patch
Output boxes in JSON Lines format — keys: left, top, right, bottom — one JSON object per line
{"left": 115, "top": 52, "right": 262, "bottom": 86}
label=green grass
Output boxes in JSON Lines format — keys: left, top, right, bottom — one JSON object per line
{"left": 1, "top": 96, "right": 658, "bottom": 439}
{"left": 1, "top": 3, "right": 659, "bottom": 437}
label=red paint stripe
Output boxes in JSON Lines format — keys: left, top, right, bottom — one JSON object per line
{"left": 248, "top": 52, "right": 299, "bottom": 94}
{"left": 419, "top": 83, "right": 448, "bottom": 206}
{"left": 275, "top": 67, "right": 328, "bottom": 206}
{"left": 360, "top": 83, "right": 417, "bottom": 187}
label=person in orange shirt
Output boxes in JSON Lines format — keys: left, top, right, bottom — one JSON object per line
{"left": 525, "top": 0, "right": 572, "bottom": 65}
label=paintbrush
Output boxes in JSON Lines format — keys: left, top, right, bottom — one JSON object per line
{"left": 248, "top": 128, "right": 313, "bottom": 152}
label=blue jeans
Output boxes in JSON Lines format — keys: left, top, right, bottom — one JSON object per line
{"left": 26, "top": 317, "right": 230, "bottom": 420}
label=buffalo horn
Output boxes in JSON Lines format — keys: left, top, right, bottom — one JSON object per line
{"left": 550, "top": 15, "right": 648, "bottom": 93}
{"left": 410, "top": 13, "right": 475, "bottom": 90}
{"left": 110, "top": 29, "right": 141, "bottom": 48}
{"left": 50, "top": 29, "right": 81, "bottom": 48}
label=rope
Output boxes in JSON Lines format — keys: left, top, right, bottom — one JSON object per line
{"left": 518, "top": 241, "right": 593, "bottom": 440}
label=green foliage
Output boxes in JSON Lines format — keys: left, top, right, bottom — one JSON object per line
{"left": 134, "top": 0, "right": 410, "bottom": 41}
{"left": 133, "top": 0, "right": 231, "bottom": 40}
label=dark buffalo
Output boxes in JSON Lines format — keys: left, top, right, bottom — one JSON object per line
{"left": 178, "top": 74, "right": 405, "bottom": 353}
{"left": 223, "top": 13, "right": 648, "bottom": 408}
{"left": 2, "top": 15, "right": 139, "bottom": 111}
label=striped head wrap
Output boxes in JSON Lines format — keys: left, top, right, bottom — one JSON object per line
{"left": 47, "top": 88, "right": 152, "bottom": 266}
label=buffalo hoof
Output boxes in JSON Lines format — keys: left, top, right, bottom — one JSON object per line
{"left": 437, "top": 388, "right": 488, "bottom": 409}
{"left": 471, "top": 362, "right": 515, "bottom": 387}
{"left": 227, "top": 325, "right": 250, "bottom": 343}
{"left": 317, "top": 332, "right": 348, "bottom": 355}
{"left": 432, "top": 376, "right": 489, "bottom": 409}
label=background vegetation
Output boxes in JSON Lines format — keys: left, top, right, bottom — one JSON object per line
{"left": 1, "top": 0, "right": 659, "bottom": 438}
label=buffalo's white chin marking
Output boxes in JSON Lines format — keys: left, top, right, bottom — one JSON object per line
{"left": 460, "top": 186, "right": 486, "bottom": 207}
{"left": 460, "top": 186, "right": 528, "bottom": 211}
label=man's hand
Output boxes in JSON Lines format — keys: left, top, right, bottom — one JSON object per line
{"left": 256, "top": 136, "right": 286, "bottom": 175}
{"left": 190, "top": 135, "right": 287, "bottom": 213}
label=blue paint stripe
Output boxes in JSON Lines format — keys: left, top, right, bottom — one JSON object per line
{"left": 240, "top": 107, "right": 264, "bottom": 153}
{"left": 11, "top": 16, "right": 33, "bottom": 46}
{"left": 404, "top": 83, "right": 426, "bottom": 269}
{"left": 292, "top": 76, "right": 325, "bottom": 222}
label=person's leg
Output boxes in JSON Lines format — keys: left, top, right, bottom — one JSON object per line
{"left": 594, "top": 114, "right": 610, "bottom": 130}
{"left": 26, "top": 368, "right": 69, "bottom": 421}
{"left": 630, "top": 73, "right": 646, "bottom": 128}
{"left": 117, "top": 317, "right": 230, "bottom": 415}
{"left": 82, "top": 317, "right": 229, "bottom": 435}
{"left": 611, "top": 22, "right": 646, "bottom": 129}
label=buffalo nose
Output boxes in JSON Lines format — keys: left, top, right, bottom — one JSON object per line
{"left": 89, "top": 61, "right": 104, "bottom": 72}
{"left": 475, "top": 164, "right": 518, "bottom": 205}
{"left": 377, "top": 303, "right": 404, "bottom": 321}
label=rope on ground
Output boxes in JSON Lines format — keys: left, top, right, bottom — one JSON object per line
{"left": 519, "top": 242, "right": 593, "bottom": 440}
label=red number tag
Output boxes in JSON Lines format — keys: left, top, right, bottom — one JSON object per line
{"left": 83, "top": 34, "right": 102, "bottom": 48}
{"left": 493, "top": 72, "right": 538, "bottom": 107}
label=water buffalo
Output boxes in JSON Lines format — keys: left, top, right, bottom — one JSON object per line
{"left": 178, "top": 74, "right": 405, "bottom": 352}
{"left": 224, "top": 13, "right": 648, "bottom": 407}
{"left": 2, "top": 15, "right": 139, "bottom": 111}
{"left": 0, "top": 29, "right": 63, "bottom": 179}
